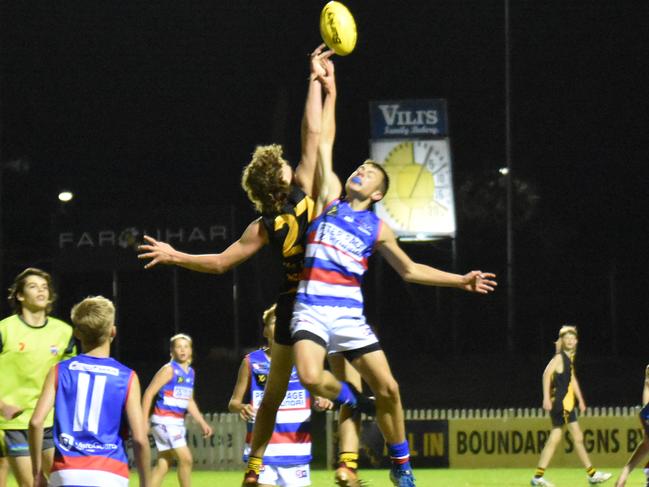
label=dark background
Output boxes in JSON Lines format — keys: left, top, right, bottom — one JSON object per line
{"left": 1, "top": 1, "right": 648, "bottom": 411}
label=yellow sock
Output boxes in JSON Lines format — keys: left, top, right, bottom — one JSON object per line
{"left": 534, "top": 467, "right": 545, "bottom": 478}
{"left": 339, "top": 452, "right": 359, "bottom": 470}
{"left": 586, "top": 466, "right": 596, "bottom": 477}
{"left": 246, "top": 456, "right": 263, "bottom": 475}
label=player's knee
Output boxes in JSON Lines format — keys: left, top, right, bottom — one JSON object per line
{"left": 177, "top": 450, "right": 193, "bottom": 467}
{"left": 548, "top": 429, "right": 562, "bottom": 444}
{"left": 297, "top": 369, "right": 323, "bottom": 392}
{"left": 572, "top": 432, "right": 584, "bottom": 445}
{"left": 374, "top": 377, "right": 400, "bottom": 402}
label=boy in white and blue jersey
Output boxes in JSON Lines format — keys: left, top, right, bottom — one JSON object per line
{"left": 28, "top": 296, "right": 150, "bottom": 487}
{"left": 229, "top": 304, "right": 332, "bottom": 487}
{"left": 290, "top": 56, "right": 498, "bottom": 487}
{"left": 142, "top": 334, "right": 213, "bottom": 487}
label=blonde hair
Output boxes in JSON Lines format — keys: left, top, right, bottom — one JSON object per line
{"left": 241, "top": 144, "right": 290, "bottom": 215}
{"left": 170, "top": 333, "right": 193, "bottom": 347}
{"left": 70, "top": 296, "right": 115, "bottom": 347}
{"left": 262, "top": 304, "right": 277, "bottom": 327}
{"left": 558, "top": 325, "right": 578, "bottom": 338}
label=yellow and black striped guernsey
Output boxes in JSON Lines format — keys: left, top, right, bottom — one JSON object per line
{"left": 261, "top": 185, "right": 315, "bottom": 295}
{"left": 551, "top": 351, "right": 575, "bottom": 415}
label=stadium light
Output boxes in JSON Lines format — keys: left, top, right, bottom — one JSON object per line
{"left": 499, "top": 167, "right": 509, "bottom": 176}
{"left": 58, "top": 191, "right": 74, "bottom": 203}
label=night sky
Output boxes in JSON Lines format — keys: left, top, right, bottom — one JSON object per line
{"left": 1, "top": 1, "right": 648, "bottom": 409}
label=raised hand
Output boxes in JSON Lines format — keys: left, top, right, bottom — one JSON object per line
{"left": 137, "top": 235, "right": 178, "bottom": 269}
{"left": 461, "top": 271, "right": 497, "bottom": 294}
{"left": 317, "top": 53, "right": 336, "bottom": 96}
{"left": 309, "top": 44, "right": 333, "bottom": 79}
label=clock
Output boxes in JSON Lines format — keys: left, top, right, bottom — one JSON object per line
{"left": 371, "top": 138, "right": 456, "bottom": 239}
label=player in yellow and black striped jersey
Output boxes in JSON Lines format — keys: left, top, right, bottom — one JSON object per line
{"left": 530, "top": 326, "right": 611, "bottom": 486}
{"left": 138, "top": 45, "right": 365, "bottom": 487}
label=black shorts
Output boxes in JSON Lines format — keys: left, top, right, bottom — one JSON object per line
{"left": 550, "top": 408, "right": 578, "bottom": 428}
{"left": 273, "top": 293, "right": 296, "bottom": 346}
{"left": 0, "top": 428, "right": 54, "bottom": 457}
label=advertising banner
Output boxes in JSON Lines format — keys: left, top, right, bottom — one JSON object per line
{"left": 370, "top": 99, "right": 448, "bottom": 139}
{"left": 360, "top": 419, "right": 450, "bottom": 468}
{"left": 53, "top": 207, "right": 232, "bottom": 272}
{"left": 449, "top": 415, "right": 643, "bottom": 468}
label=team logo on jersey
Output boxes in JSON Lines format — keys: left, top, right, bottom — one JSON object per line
{"left": 50, "top": 345, "right": 59, "bottom": 355}
{"left": 178, "top": 376, "right": 184, "bottom": 383}
{"left": 18, "top": 342, "right": 26, "bottom": 352}
{"left": 257, "top": 374, "right": 267, "bottom": 385}
{"left": 327, "top": 204, "right": 339, "bottom": 216}
{"left": 59, "top": 433, "right": 75, "bottom": 452}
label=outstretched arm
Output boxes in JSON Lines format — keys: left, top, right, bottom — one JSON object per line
{"left": 314, "top": 53, "right": 343, "bottom": 215}
{"left": 138, "top": 218, "right": 268, "bottom": 272}
{"left": 293, "top": 45, "right": 328, "bottom": 197}
{"left": 376, "top": 224, "right": 497, "bottom": 292}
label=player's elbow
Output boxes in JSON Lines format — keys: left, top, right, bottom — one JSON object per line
{"left": 130, "top": 432, "right": 149, "bottom": 449}
{"left": 29, "top": 416, "right": 44, "bottom": 431}
{"left": 401, "top": 264, "right": 419, "bottom": 283}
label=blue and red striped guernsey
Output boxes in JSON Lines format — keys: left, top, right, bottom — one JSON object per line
{"left": 296, "top": 200, "right": 382, "bottom": 309}
{"left": 152, "top": 360, "right": 194, "bottom": 426}
{"left": 50, "top": 355, "right": 134, "bottom": 487}
{"left": 243, "top": 349, "right": 312, "bottom": 465}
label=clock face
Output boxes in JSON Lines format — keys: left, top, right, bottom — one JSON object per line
{"left": 371, "top": 138, "right": 456, "bottom": 238}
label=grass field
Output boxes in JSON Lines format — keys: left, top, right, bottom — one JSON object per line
{"left": 6, "top": 467, "right": 638, "bottom": 486}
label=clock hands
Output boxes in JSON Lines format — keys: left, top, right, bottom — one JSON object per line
{"left": 408, "top": 145, "right": 433, "bottom": 198}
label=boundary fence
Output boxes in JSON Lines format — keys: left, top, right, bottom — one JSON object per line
{"left": 128, "top": 407, "right": 643, "bottom": 470}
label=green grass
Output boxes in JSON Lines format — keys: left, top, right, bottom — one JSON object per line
{"left": 6, "top": 468, "right": 637, "bottom": 486}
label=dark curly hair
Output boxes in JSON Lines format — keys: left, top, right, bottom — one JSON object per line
{"left": 241, "top": 144, "right": 290, "bottom": 215}
{"left": 7, "top": 267, "right": 57, "bottom": 314}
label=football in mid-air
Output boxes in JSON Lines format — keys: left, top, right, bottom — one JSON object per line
{"left": 320, "top": 1, "right": 357, "bottom": 56}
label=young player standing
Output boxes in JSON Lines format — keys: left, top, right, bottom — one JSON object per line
{"left": 28, "top": 296, "right": 150, "bottom": 487}
{"left": 530, "top": 325, "right": 611, "bottom": 486}
{"left": 288, "top": 56, "right": 497, "bottom": 487}
{"left": 229, "top": 304, "right": 333, "bottom": 487}
{"left": 0, "top": 268, "right": 77, "bottom": 487}
{"left": 142, "top": 334, "right": 213, "bottom": 487}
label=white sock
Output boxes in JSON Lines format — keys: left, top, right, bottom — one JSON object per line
{"left": 644, "top": 467, "right": 649, "bottom": 479}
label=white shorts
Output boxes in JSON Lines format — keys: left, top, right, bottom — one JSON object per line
{"left": 259, "top": 463, "right": 311, "bottom": 486}
{"left": 290, "top": 302, "right": 379, "bottom": 354}
{"left": 151, "top": 423, "right": 187, "bottom": 452}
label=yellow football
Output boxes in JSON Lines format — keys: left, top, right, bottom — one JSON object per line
{"left": 320, "top": 1, "right": 357, "bottom": 56}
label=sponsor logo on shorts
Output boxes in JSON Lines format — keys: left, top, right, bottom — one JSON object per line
{"left": 296, "top": 469, "right": 307, "bottom": 478}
